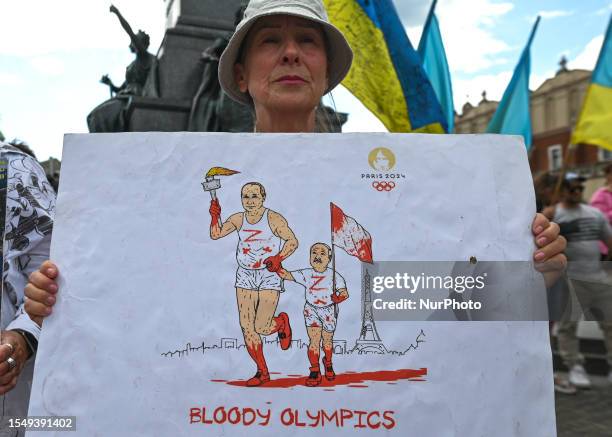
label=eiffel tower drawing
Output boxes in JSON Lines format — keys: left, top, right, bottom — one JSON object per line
{"left": 353, "top": 269, "right": 387, "bottom": 354}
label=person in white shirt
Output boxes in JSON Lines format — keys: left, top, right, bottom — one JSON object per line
{"left": 277, "top": 243, "right": 348, "bottom": 387}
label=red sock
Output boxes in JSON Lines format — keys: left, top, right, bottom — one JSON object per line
{"left": 323, "top": 347, "right": 333, "bottom": 365}
{"left": 269, "top": 315, "right": 282, "bottom": 335}
{"left": 246, "top": 342, "right": 269, "bottom": 374}
{"left": 308, "top": 348, "right": 320, "bottom": 371}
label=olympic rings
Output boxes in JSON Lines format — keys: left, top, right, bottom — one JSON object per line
{"left": 372, "top": 181, "right": 396, "bottom": 192}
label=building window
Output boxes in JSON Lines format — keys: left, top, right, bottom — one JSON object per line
{"left": 545, "top": 96, "right": 555, "bottom": 130}
{"left": 548, "top": 145, "right": 563, "bottom": 171}
{"left": 598, "top": 148, "right": 612, "bottom": 162}
{"left": 569, "top": 89, "right": 580, "bottom": 124}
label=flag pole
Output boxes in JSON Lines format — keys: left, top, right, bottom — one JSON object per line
{"left": 330, "top": 203, "right": 336, "bottom": 293}
{"left": 330, "top": 202, "right": 338, "bottom": 318}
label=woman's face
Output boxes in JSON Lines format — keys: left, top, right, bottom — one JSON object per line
{"left": 234, "top": 15, "right": 328, "bottom": 114}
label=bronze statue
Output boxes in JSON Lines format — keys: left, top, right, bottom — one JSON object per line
{"left": 87, "top": 5, "right": 159, "bottom": 132}
{"left": 188, "top": 3, "right": 253, "bottom": 132}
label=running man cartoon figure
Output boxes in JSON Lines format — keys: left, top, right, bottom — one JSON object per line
{"left": 209, "top": 182, "right": 298, "bottom": 386}
{"left": 277, "top": 243, "right": 349, "bottom": 387}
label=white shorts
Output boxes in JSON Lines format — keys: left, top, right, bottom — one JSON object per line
{"left": 235, "top": 266, "right": 284, "bottom": 291}
{"left": 304, "top": 302, "right": 337, "bottom": 332}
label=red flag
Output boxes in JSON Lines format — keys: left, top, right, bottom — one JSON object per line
{"left": 331, "top": 203, "right": 373, "bottom": 263}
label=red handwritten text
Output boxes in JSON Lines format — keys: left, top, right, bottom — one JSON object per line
{"left": 189, "top": 406, "right": 395, "bottom": 429}
{"left": 189, "top": 406, "right": 271, "bottom": 426}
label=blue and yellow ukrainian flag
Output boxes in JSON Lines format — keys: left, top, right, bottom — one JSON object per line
{"left": 324, "top": 0, "right": 447, "bottom": 133}
{"left": 486, "top": 17, "right": 540, "bottom": 150}
{"left": 571, "top": 15, "right": 612, "bottom": 151}
{"left": 418, "top": 0, "right": 454, "bottom": 133}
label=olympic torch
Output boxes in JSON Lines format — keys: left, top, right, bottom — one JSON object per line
{"left": 202, "top": 166, "right": 240, "bottom": 225}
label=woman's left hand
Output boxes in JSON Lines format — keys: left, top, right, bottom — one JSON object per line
{"left": 0, "top": 331, "right": 29, "bottom": 395}
{"left": 532, "top": 213, "right": 567, "bottom": 285}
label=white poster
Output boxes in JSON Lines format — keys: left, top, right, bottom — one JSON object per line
{"left": 28, "top": 133, "right": 555, "bottom": 436}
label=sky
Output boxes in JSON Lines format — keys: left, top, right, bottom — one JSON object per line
{"left": 0, "top": 0, "right": 610, "bottom": 160}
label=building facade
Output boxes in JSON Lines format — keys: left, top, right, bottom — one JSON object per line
{"left": 455, "top": 60, "right": 610, "bottom": 186}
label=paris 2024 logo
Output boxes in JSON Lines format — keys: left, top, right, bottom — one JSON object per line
{"left": 363, "top": 147, "right": 405, "bottom": 192}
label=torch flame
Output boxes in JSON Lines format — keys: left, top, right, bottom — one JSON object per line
{"left": 206, "top": 167, "right": 241, "bottom": 178}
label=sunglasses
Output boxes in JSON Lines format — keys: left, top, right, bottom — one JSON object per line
{"left": 569, "top": 186, "right": 585, "bottom": 193}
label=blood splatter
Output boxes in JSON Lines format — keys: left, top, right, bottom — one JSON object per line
{"left": 331, "top": 204, "right": 346, "bottom": 233}
{"left": 356, "top": 239, "right": 373, "bottom": 263}
{"left": 219, "top": 368, "right": 428, "bottom": 389}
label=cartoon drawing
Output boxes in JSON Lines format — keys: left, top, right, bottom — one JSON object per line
{"left": 330, "top": 202, "right": 373, "bottom": 264}
{"left": 207, "top": 174, "right": 298, "bottom": 387}
{"left": 277, "top": 243, "right": 349, "bottom": 387}
{"left": 354, "top": 270, "right": 387, "bottom": 354}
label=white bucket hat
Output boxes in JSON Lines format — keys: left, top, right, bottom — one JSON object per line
{"left": 218, "top": 0, "right": 353, "bottom": 105}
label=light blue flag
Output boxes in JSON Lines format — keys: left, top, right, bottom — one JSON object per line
{"left": 486, "top": 16, "right": 541, "bottom": 149}
{"left": 418, "top": 0, "right": 454, "bottom": 133}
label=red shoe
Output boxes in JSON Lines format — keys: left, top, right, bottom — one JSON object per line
{"left": 305, "top": 368, "right": 322, "bottom": 387}
{"left": 323, "top": 359, "right": 335, "bottom": 381}
{"left": 276, "top": 312, "right": 292, "bottom": 350}
{"left": 246, "top": 371, "right": 270, "bottom": 387}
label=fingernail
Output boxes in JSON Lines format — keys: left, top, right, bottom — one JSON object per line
{"left": 45, "top": 307, "right": 52, "bottom": 315}
{"left": 537, "top": 237, "right": 547, "bottom": 246}
{"left": 535, "top": 251, "right": 545, "bottom": 261}
{"left": 49, "top": 284, "right": 58, "bottom": 293}
{"left": 535, "top": 226, "right": 544, "bottom": 234}
{"left": 46, "top": 296, "right": 55, "bottom": 305}
{"left": 46, "top": 268, "right": 55, "bottom": 276}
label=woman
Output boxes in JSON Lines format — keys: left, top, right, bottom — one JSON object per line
{"left": 24, "top": 0, "right": 565, "bottom": 378}
{"left": 590, "top": 163, "right": 612, "bottom": 260}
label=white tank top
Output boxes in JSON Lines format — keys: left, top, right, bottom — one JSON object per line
{"left": 236, "top": 209, "right": 281, "bottom": 269}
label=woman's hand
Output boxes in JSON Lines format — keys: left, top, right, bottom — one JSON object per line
{"left": 25, "top": 260, "right": 59, "bottom": 327}
{"left": 0, "top": 331, "right": 28, "bottom": 395}
{"left": 532, "top": 213, "right": 567, "bottom": 286}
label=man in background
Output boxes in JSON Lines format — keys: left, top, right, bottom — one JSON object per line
{"left": 553, "top": 174, "right": 612, "bottom": 389}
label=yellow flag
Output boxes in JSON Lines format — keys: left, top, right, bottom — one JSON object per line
{"left": 571, "top": 16, "right": 612, "bottom": 150}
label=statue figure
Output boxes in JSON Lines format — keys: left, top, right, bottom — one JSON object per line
{"left": 188, "top": 37, "right": 253, "bottom": 132}
{"left": 87, "top": 5, "right": 159, "bottom": 132}
{"left": 188, "top": 3, "right": 253, "bottom": 132}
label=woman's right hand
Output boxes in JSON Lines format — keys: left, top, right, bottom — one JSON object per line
{"left": 25, "top": 261, "right": 59, "bottom": 327}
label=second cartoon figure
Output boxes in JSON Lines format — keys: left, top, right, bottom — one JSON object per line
{"left": 276, "top": 243, "right": 349, "bottom": 387}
